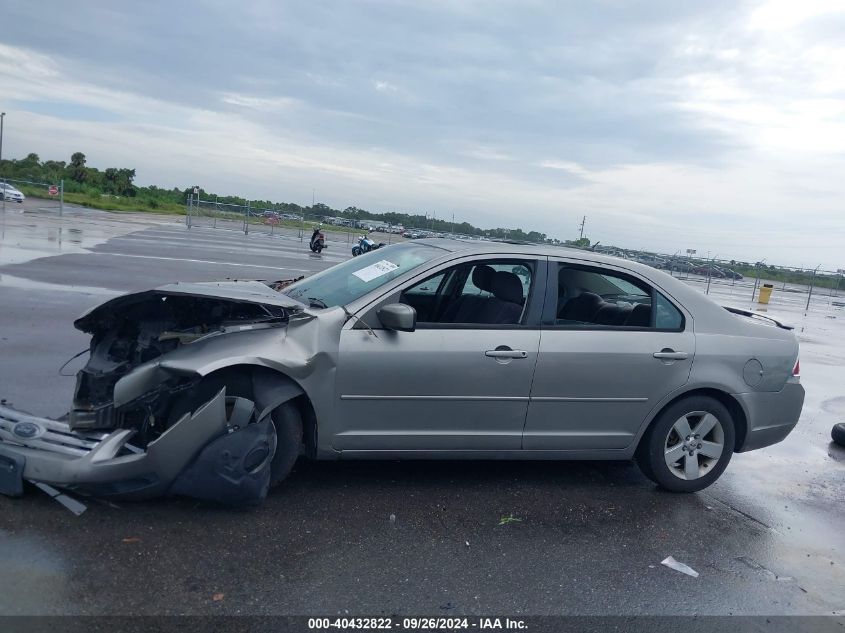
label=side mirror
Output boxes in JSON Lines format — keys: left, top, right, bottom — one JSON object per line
{"left": 377, "top": 303, "right": 416, "bottom": 332}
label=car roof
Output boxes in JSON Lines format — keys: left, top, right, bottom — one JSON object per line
{"left": 419, "top": 237, "right": 646, "bottom": 268}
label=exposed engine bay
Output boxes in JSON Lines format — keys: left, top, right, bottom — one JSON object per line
{"left": 0, "top": 278, "right": 310, "bottom": 505}
{"left": 72, "top": 291, "right": 288, "bottom": 444}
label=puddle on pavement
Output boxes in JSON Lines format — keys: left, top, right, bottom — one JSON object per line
{"left": 0, "top": 208, "right": 159, "bottom": 266}
{"left": 0, "top": 529, "right": 70, "bottom": 615}
{"left": 0, "top": 273, "right": 120, "bottom": 296}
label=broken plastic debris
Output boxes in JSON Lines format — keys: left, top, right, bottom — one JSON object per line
{"left": 32, "top": 482, "right": 87, "bottom": 516}
{"left": 661, "top": 556, "right": 699, "bottom": 578}
{"left": 389, "top": 513, "right": 396, "bottom": 523}
{"left": 212, "top": 593, "right": 225, "bottom": 602}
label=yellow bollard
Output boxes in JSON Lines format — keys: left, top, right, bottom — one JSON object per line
{"left": 758, "top": 283, "right": 774, "bottom": 304}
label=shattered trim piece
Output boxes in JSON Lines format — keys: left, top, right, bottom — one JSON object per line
{"left": 32, "top": 482, "right": 88, "bottom": 516}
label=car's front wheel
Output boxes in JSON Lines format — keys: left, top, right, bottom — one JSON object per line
{"left": 636, "top": 396, "right": 735, "bottom": 492}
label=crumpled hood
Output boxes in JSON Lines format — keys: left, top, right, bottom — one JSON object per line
{"left": 75, "top": 280, "right": 306, "bottom": 334}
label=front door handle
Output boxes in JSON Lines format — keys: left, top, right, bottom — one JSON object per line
{"left": 653, "top": 349, "right": 689, "bottom": 361}
{"left": 485, "top": 349, "right": 528, "bottom": 359}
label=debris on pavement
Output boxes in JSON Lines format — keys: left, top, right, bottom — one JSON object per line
{"left": 389, "top": 513, "right": 396, "bottom": 523}
{"left": 212, "top": 593, "right": 225, "bottom": 602}
{"left": 661, "top": 556, "right": 700, "bottom": 578}
{"left": 32, "top": 481, "right": 87, "bottom": 516}
{"left": 498, "top": 514, "right": 523, "bottom": 526}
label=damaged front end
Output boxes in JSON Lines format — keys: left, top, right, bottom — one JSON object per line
{"left": 0, "top": 280, "right": 306, "bottom": 504}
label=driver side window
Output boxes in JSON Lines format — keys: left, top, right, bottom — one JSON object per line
{"left": 400, "top": 260, "right": 534, "bottom": 326}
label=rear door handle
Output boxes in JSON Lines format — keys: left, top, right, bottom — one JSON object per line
{"left": 485, "top": 349, "right": 528, "bottom": 359}
{"left": 653, "top": 350, "right": 689, "bottom": 360}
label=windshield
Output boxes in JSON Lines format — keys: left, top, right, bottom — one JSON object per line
{"left": 284, "top": 242, "right": 442, "bottom": 309}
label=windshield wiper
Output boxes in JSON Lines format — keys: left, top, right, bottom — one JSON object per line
{"left": 307, "top": 297, "right": 328, "bottom": 309}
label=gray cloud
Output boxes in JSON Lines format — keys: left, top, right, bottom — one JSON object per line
{"left": 1, "top": 0, "right": 844, "bottom": 268}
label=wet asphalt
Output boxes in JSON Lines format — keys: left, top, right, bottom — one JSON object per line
{"left": 0, "top": 203, "right": 843, "bottom": 616}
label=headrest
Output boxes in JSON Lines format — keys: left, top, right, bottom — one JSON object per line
{"left": 491, "top": 271, "right": 524, "bottom": 304}
{"left": 560, "top": 292, "right": 603, "bottom": 321}
{"left": 626, "top": 303, "right": 651, "bottom": 327}
{"left": 472, "top": 265, "right": 495, "bottom": 292}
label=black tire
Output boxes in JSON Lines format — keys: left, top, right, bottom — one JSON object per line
{"left": 269, "top": 401, "right": 303, "bottom": 487}
{"left": 636, "top": 396, "right": 735, "bottom": 493}
{"left": 832, "top": 423, "right": 845, "bottom": 447}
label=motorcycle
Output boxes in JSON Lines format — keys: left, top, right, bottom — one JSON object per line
{"left": 351, "top": 235, "right": 386, "bottom": 257}
{"left": 309, "top": 227, "right": 327, "bottom": 253}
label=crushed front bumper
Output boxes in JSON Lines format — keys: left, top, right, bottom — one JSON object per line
{"left": 0, "top": 389, "right": 253, "bottom": 500}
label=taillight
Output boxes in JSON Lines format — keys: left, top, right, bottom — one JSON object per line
{"left": 792, "top": 359, "right": 800, "bottom": 377}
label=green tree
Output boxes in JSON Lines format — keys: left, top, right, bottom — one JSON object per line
{"left": 69, "top": 152, "right": 88, "bottom": 183}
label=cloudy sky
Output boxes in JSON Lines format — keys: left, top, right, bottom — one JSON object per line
{"left": 1, "top": 1, "right": 844, "bottom": 268}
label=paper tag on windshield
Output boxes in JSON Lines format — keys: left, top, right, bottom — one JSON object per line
{"left": 352, "top": 259, "right": 399, "bottom": 282}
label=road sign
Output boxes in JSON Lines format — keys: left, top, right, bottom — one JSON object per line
{"left": 48, "top": 185, "right": 59, "bottom": 196}
{"left": 192, "top": 186, "right": 199, "bottom": 195}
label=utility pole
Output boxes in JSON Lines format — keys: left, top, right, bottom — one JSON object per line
{"left": 0, "top": 112, "right": 5, "bottom": 169}
{"left": 578, "top": 215, "right": 586, "bottom": 240}
{"left": 1, "top": 112, "right": 5, "bottom": 214}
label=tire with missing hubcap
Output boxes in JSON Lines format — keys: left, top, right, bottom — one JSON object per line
{"left": 636, "top": 396, "right": 735, "bottom": 493}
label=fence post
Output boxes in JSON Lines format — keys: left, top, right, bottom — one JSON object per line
{"left": 805, "top": 265, "right": 820, "bottom": 313}
{"left": 245, "top": 201, "right": 250, "bottom": 235}
{"left": 186, "top": 193, "right": 192, "bottom": 229}
{"left": 751, "top": 264, "right": 760, "bottom": 301}
{"left": 59, "top": 179, "right": 64, "bottom": 216}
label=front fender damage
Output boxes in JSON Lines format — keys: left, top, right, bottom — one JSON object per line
{"left": 0, "top": 388, "right": 277, "bottom": 504}
{"left": 0, "top": 280, "right": 324, "bottom": 505}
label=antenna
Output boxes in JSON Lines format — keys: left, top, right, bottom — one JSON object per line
{"left": 579, "top": 215, "right": 586, "bottom": 240}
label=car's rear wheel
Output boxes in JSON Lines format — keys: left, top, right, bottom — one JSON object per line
{"left": 636, "top": 396, "right": 735, "bottom": 492}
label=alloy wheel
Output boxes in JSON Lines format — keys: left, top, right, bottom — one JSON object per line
{"left": 664, "top": 411, "right": 725, "bottom": 480}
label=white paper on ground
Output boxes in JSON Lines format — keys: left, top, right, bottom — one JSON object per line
{"left": 352, "top": 260, "right": 399, "bottom": 282}
{"left": 661, "top": 556, "right": 699, "bottom": 578}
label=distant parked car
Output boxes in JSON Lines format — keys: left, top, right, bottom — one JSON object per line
{"left": 0, "top": 183, "right": 25, "bottom": 203}
{"left": 663, "top": 259, "right": 695, "bottom": 273}
{"left": 692, "top": 265, "right": 726, "bottom": 278}
{"left": 721, "top": 268, "right": 743, "bottom": 280}
{"left": 634, "top": 254, "right": 668, "bottom": 268}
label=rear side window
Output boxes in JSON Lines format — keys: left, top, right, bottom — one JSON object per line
{"left": 654, "top": 292, "right": 683, "bottom": 329}
{"left": 554, "top": 264, "right": 683, "bottom": 330}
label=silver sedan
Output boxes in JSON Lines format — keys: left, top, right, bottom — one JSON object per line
{"left": 0, "top": 240, "right": 804, "bottom": 503}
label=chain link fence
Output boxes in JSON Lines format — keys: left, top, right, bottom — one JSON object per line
{"left": 613, "top": 251, "right": 844, "bottom": 315}
{"left": 0, "top": 177, "right": 64, "bottom": 215}
{"left": 185, "top": 196, "right": 407, "bottom": 251}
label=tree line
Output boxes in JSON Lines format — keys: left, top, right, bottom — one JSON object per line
{"left": 0, "top": 151, "right": 551, "bottom": 242}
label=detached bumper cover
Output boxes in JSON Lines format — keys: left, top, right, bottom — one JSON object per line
{"left": 0, "top": 390, "right": 231, "bottom": 498}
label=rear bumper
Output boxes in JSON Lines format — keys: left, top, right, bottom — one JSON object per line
{"left": 734, "top": 381, "right": 806, "bottom": 452}
{"left": 0, "top": 391, "right": 229, "bottom": 498}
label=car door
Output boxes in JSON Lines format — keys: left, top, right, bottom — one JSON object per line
{"left": 523, "top": 260, "right": 694, "bottom": 450}
{"left": 333, "top": 256, "right": 546, "bottom": 452}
